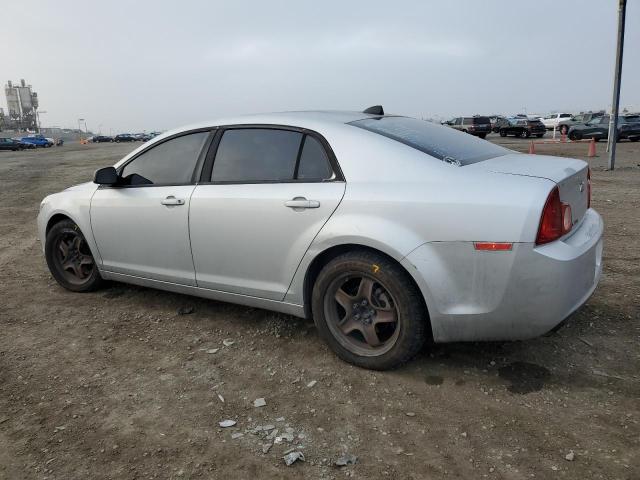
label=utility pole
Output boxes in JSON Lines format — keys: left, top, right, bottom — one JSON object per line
{"left": 606, "top": 0, "right": 627, "bottom": 170}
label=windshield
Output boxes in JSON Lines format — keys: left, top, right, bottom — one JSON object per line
{"left": 350, "top": 116, "right": 509, "bottom": 166}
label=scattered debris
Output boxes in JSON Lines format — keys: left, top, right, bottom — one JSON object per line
{"left": 262, "top": 443, "right": 272, "bottom": 454}
{"left": 177, "top": 306, "right": 194, "bottom": 315}
{"left": 578, "top": 337, "right": 594, "bottom": 347}
{"left": 461, "top": 432, "right": 467, "bottom": 438}
{"left": 206, "top": 348, "right": 220, "bottom": 354}
{"left": 283, "top": 451, "right": 305, "bottom": 466}
{"left": 219, "top": 420, "right": 236, "bottom": 428}
{"left": 231, "top": 432, "right": 244, "bottom": 439}
{"left": 565, "top": 451, "right": 575, "bottom": 461}
{"left": 405, "top": 412, "right": 416, "bottom": 417}
{"left": 222, "top": 338, "right": 235, "bottom": 347}
{"left": 253, "top": 397, "right": 267, "bottom": 408}
{"left": 307, "top": 380, "right": 317, "bottom": 388}
{"left": 335, "top": 453, "right": 358, "bottom": 467}
{"left": 275, "top": 417, "right": 285, "bottom": 422}
{"left": 217, "top": 394, "right": 225, "bottom": 403}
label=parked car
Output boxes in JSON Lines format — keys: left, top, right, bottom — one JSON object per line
{"left": 568, "top": 114, "right": 640, "bottom": 142}
{"left": 490, "top": 116, "right": 510, "bottom": 133}
{"left": 13, "top": 138, "right": 36, "bottom": 149}
{"left": 133, "top": 133, "right": 152, "bottom": 142}
{"left": 20, "top": 135, "right": 51, "bottom": 148}
{"left": 499, "top": 118, "right": 546, "bottom": 138}
{"left": 0, "top": 137, "right": 24, "bottom": 151}
{"left": 557, "top": 112, "right": 605, "bottom": 135}
{"left": 92, "top": 135, "right": 114, "bottom": 143}
{"left": 540, "top": 113, "right": 573, "bottom": 130}
{"left": 114, "top": 134, "right": 136, "bottom": 142}
{"left": 37, "top": 109, "right": 602, "bottom": 370}
{"left": 442, "top": 116, "right": 492, "bottom": 138}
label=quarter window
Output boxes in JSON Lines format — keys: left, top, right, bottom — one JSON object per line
{"left": 211, "top": 129, "right": 302, "bottom": 182}
{"left": 120, "top": 131, "right": 208, "bottom": 185}
{"left": 297, "top": 136, "right": 332, "bottom": 180}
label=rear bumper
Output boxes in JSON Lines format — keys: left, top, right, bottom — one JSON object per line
{"left": 402, "top": 209, "right": 603, "bottom": 342}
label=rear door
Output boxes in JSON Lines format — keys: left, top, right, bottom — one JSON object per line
{"left": 91, "top": 130, "right": 212, "bottom": 285}
{"left": 189, "top": 127, "right": 345, "bottom": 301}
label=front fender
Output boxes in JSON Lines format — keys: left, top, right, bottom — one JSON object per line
{"left": 37, "top": 184, "right": 102, "bottom": 264}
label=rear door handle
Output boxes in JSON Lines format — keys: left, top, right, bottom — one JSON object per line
{"left": 284, "top": 197, "right": 320, "bottom": 209}
{"left": 161, "top": 196, "right": 185, "bottom": 206}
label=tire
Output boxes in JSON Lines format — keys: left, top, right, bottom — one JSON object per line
{"left": 523, "top": 130, "right": 531, "bottom": 138}
{"left": 569, "top": 131, "right": 582, "bottom": 141}
{"left": 499, "top": 130, "right": 507, "bottom": 137}
{"left": 560, "top": 125, "right": 569, "bottom": 135}
{"left": 45, "top": 219, "right": 104, "bottom": 292}
{"left": 311, "top": 250, "right": 428, "bottom": 370}
{"left": 515, "top": 131, "right": 523, "bottom": 138}
{"left": 630, "top": 137, "right": 639, "bottom": 142}
{"left": 536, "top": 134, "right": 544, "bottom": 138}
{"left": 478, "top": 133, "right": 487, "bottom": 139}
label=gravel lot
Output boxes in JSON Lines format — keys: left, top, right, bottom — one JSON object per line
{"left": 1, "top": 135, "right": 638, "bottom": 479}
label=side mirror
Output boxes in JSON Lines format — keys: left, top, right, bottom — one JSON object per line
{"left": 93, "top": 166, "right": 119, "bottom": 185}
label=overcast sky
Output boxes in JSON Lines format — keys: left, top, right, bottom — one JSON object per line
{"left": 2, "top": 0, "right": 638, "bottom": 132}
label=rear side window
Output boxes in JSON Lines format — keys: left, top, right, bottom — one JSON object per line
{"left": 212, "top": 129, "right": 302, "bottom": 182}
{"left": 297, "top": 136, "right": 332, "bottom": 180}
{"left": 350, "top": 116, "right": 509, "bottom": 166}
{"left": 120, "top": 131, "right": 209, "bottom": 185}
{"left": 560, "top": 114, "right": 572, "bottom": 118}
{"left": 472, "top": 117, "right": 490, "bottom": 124}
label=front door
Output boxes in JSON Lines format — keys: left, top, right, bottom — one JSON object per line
{"left": 189, "top": 127, "right": 345, "bottom": 300}
{"left": 90, "top": 130, "right": 211, "bottom": 285}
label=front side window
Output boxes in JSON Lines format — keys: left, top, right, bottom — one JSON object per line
{"left": 120, "top": 131, "right": 209, "bottom": 185}
{"left": 212, "top": 129, "right": 302, "bottom": 182}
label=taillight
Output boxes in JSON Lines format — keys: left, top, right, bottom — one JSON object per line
{"left": 587, "top": 168, "right": 591, "bottom": 208}
{"left": 536, "top": 187, "right": 572, "bottom": 245}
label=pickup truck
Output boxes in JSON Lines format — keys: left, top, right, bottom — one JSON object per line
{"left": 540, "top": 113, "right": 573, "bottom": 130}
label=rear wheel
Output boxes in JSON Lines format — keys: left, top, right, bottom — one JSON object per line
{"left": 499, "top": 129, "right": 507, "bottom": 137}
{"left": 311, "top": 250, "right": 427, "bottom": 370}
{"left": 45, "top": 219, "right": 104, "bottom": 292}
{"left": 569, "top": 131, "right": 582, "bottom": 141}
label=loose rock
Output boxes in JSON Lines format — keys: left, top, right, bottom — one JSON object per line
{"left": 307, "top": 380, "right": 317, "bottom": 388}
{"left": 253, "top": 397, "right": 267, "bottom": 408}
{"left": 565, "top": 451, "right": 575, "bottom": 461}
{"left": 283, "top": 451, "right": 305, "bottom": 466}
{"left": 219, "top": 420, "right": 236, "bottom": 428}
{"left": 177, "top": 306, "right": 194, "bottom": 315}
{"left": 223, "top": 338, "right": 235, "bottom": 347}
{"left": 335, "top": 453, "right": 358, "bottom": 467}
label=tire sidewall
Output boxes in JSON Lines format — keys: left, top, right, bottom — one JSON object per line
{"left": 45, "top": 220, "right": 103, "bottom": 292}
{"left": 311, "top": 252, "right": 427, "bottom": 370}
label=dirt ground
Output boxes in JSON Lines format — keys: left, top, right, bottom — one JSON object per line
{"left": 0, "top": 135, "right": 638, "bottom": 480}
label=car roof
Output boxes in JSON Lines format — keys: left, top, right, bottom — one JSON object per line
{"left": 174, "top": 110, "right": 381, "bottom": 132}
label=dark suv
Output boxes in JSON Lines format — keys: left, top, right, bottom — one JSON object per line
{"left": 114, "top": 134, "right": 136, "bottom": 143}
{"left": 499, "top": 118, "right": 546, "bottom": 138}
{"left": 569, "top": 115, "right": 640, "bottom": 142}
{"left": 443, "top": 116, "right": 492, "bottom": 139}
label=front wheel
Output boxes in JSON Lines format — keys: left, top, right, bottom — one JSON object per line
{"left": 478, "top": 133, "right": 487, "bottom": 139}
{"left": 45, "top": 219, "right": 104, "bottom": 292}
{"left": 523, "top": 130, "right": 531, "bottom": 138}
{"left": 499, "top": 130, "right": 507, "bottom": 137}
{"left": 569, "top": 131, "right": 582, "bottom": 141}
{"left": 312, "top": 251, "right": 428, "bottom": 370}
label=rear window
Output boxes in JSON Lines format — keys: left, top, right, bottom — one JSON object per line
{"left": 350, "top": 117, "right": 509, "bottom": 166}
{"left": 472, "top": 116, "right": 490, "bottom": 124}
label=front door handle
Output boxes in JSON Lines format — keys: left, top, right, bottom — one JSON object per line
{"left": 284, "top": 197, "right": 320, "bottom": 209}
{"left": 161, "top": 196, "right": 185, "bottom": 206}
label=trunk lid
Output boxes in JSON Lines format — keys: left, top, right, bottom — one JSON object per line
{"left": 471, "top": 153, "right": 590, "bottom": 226}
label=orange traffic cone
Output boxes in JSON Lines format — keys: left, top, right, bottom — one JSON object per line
{"left": 528, "top": 140, "right": 536, "bottom": 154}
{"left": 588, "top": 138, "right": 596, "bottom": 157}
{"left": 561, "top": 132, "right": 567, "bottom": 143}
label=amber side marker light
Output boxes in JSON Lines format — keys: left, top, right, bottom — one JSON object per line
{"left": 473, "top": 242, "right": 513, "bottom": 251}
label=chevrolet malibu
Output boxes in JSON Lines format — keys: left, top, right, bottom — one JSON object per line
{"left": 37, "top": 108, "right": 603, "bottom": 370}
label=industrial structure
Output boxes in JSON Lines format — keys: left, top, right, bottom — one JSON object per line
{"left": 2, "top": 79, "right": 40, "bottom": 132}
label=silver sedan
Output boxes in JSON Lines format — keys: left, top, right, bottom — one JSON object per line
{"left": 37, "top": 108, "right": 603, "bottom": 370}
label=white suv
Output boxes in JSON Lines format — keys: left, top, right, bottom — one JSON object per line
{"left": 540, "top": 113, "right": 573, "bottom": 130}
